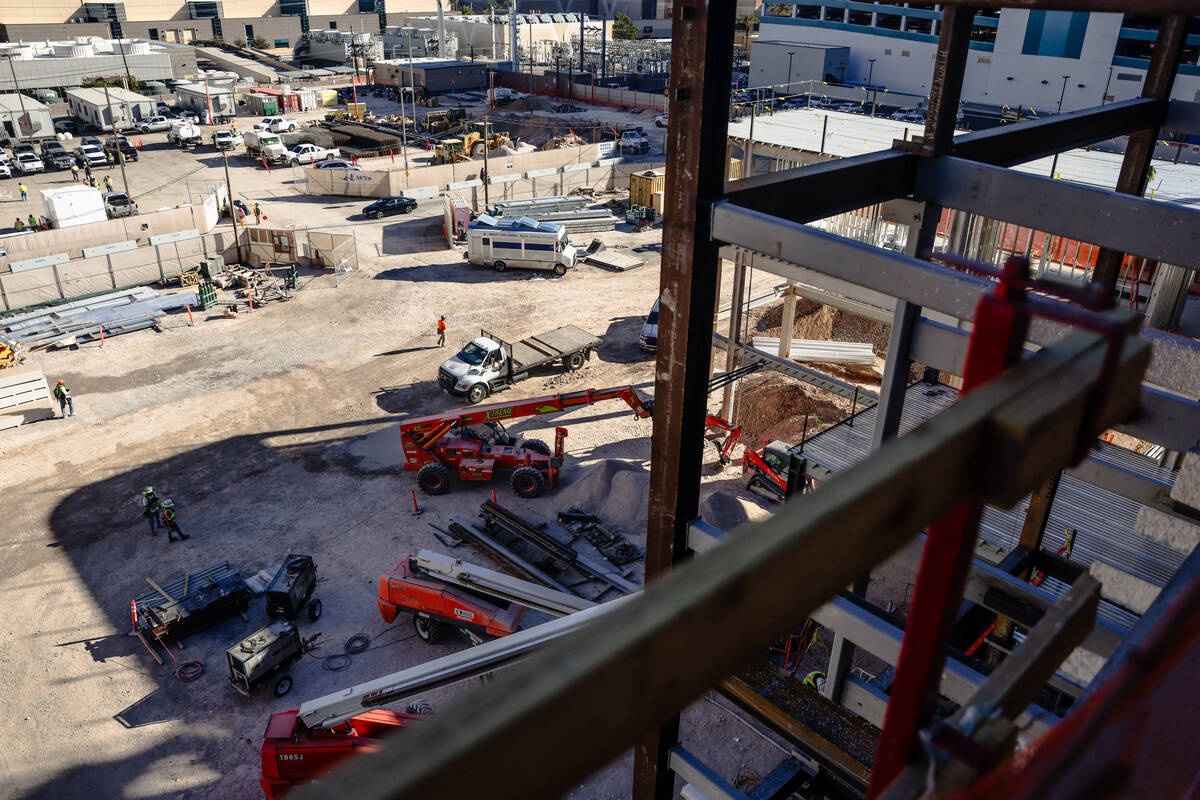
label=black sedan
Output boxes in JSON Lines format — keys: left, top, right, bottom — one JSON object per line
{"left": 363, "top": 196, "right": 417, "bottom": 219}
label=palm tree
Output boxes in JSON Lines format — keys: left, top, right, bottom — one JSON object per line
{"left": 736, "top": 12, "right": 760, "bottom": 53}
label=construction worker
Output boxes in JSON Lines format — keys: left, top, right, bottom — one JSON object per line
{"left": 802, "top": 670, "right": 826, "bottom": 693}
{"left": 141, "top": 486, "right": 162, "bottom": 534}
{"left": 28, "top": 214, "right": 37, "bottom": 230}
{"left": 84, "top": 165, "right": 93, "bottom": 185}
{"left": 70, "top": 163, "right": 79, "bottom": 182}
{"left": 253, "top": 202, "right": 262, "bottom": 224}
{"left": 105, "top": 151, "right": 114, "bottom": 170}
{"left": 52, "top": 379, "right": 74, "bottom": 417}
{"left": 437, "top": 316, "right": 446, "bottom": 347}
{"left": 160, "top": 498, "right": 188, "bottom": 542}
{"left": 14, "top": 218, "right": 22, "bottom": 231}
{"left": 103, "top": 175, "right": 113, "bottom": 192}
{"left": 18, "top": 182, "right": 27, "bottom": 201}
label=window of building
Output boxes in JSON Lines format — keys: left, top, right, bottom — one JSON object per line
{"left": 187, "top": 1, "right": 221, "bottom": 18}
{"left": 763, "top": 4, "right": 792, "bottom": 17}
{"left": 905, "top": 17, "right": 932, "bottom": 34}
{"left": 1114, "top": 36, "right": 1154, "bottom": 61}
{"left": 274, "top": 39, "right": 289, "bottom": 47}
{"left": 357, "top": 0, "right": 375, "bottom": 11}
{"left": 970, "top": 24, "right": 996, "bottom": 44}
{"left": 847, "top": 10, "right": 873, "bottom": 26}
{"left": 793, "top": 4, "right": 820, "bottom": 19}
{"left": 329, "top": 20, "right": 338, "bottom": 29}
{"left": 876, "top": 12, "right": 902, "bottom": 30}
{"left": 148, "top": 27, "right": 158, "bottom": 39}
{"left": 245, "top": 24, "right": 254, "bottom": 38}
{"left": 1021, "top": 10, "right": 1089, "bottom": 59}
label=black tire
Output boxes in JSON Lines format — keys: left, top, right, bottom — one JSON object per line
{"left": 511, "top": 466, "right": 546, "bottom": 498}
{"left": 406, "top": 700, "right": 434, "bottom": 715}
{"left": 403, "top": 205, "right": 414, "bottom": 213}
{"left": 273, "top": 675, "right": 293, "bottom": 697}
{"left": 414, "top": 614, "right": 443, "bottom": 643}
{"left": 466, "top": 383, "right": 488, "bottom": 404}
{"left": 522, "top": 438, "right": 551, "bottom": 456}
{"left": 565, "top": 352, "right": 585, "bottom": 371}
{"left": 553, "top": 264, "right": 567, "bottom": 276}
{"left": 307, "top": 598, "right": 323, "bottom": 622}
{"left": 417, "top": 463, "right": 451, "bottom": 495}
{"left": 492, "top": 260, "right": 507, "bottom": 272}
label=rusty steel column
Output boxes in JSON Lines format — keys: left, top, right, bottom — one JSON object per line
{"left": 635, "top": 0, "right": 737, "bottom": 795}
{"left": 1091, "top": 15, "right": 1188, "bottom": 287}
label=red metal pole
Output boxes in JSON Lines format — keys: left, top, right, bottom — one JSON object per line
{"left": 868, "top": 257, "right": 1031, "bottom": 797}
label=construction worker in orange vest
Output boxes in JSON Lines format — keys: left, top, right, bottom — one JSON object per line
{"left": 437, "top": 316, "right": 446, "bottom": 347}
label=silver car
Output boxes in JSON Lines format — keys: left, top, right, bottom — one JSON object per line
{"left": 138, "top": 115, "right": 173, "bottom": 133}
{"left": 104, "top": 191, "right": 139, "bottom": 218}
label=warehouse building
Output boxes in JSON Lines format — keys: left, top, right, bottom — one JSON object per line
{"left": 294, "top": 30, "right": 383, "bottom": 68}
{"left": 373, "top": 57, "right": 488, "bottom": 93}
{"left": 0, "top": 93, "right": 54, "bottom": 142}
{"left": 66, "top": 86, "right": 156, "bottom": 130}
{"left": 0, "top": 39, "right": 195, "bottom": 93}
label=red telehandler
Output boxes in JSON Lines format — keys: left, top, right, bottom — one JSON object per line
{"left": 399, "top": 385, "right": 652, "bottom": 498}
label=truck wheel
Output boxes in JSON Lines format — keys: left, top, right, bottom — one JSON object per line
{"left": 565, "top": 352, "right": 585, "bottom": 371}
{"left": 406, "top": 700, "right": 433, "bottom": 715}
{"left": 492, "top": 261, "right": 507, "bottom": 272}
{"left": 466, "top": 383, "right": 488, "bottom": 404}
{"left": 307, "top": 598, "right": 323, "bottom": 622}
{"left": 414, "top": 614, "right": 443, "bottom": 643}
{"left": 553, "top": 264, "right": 567, "bottom": 276}
{"left": 273, "top": 675, "right": 294, "bottom": 697}
{"left": 511, "top": 466, "right": 546, "bottom": 498}
{"left": 521, "top": 438, "right": 551, "bottom": 456}
{"left": 417, "top": 463, "right": 451, "bottom": 495}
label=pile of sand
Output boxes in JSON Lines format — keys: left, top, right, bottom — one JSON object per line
{"left": 557, "top": 459, "right": 650, "bottom": 538}
{"left": 698, "top": 489, "right": 773, "bottom": 532}
{"left": 751, "top": 297, "right": 891, "bottom": 356}
{"left": 733, "top": 372, "right": 849, "bottom": 445}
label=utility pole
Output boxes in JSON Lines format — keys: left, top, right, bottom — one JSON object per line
{"left": 220, "top": 148, "right": 247, "bottom": 263}
{"left": 115, "top": 36, "right": 133, "bottom": 90}
{"left": 1, "top": 55, "right": 31, "bottom": 143}
{"left": 867, "top": 57, "right": 877, "bottom": 116}
{"left": 1056, "top": 74, "right": 1070, "bottom": 114}
{"left": 482, "top": 113, "right": 490, "bottom": 208}
{"left": 398, "top": 69, "right": 410, "bottom": 185}
{"left": 102, "top": 84, "right": 132, "bottom": 200}
{"left": 786, "top": 50, "right": 794, "bottom": 96}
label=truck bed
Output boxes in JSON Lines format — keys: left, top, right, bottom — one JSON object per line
{"left": 492, "top": 325, "right": 601, "bottom": 371}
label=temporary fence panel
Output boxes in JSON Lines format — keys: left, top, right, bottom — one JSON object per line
{"left": 307, "top": 230, "right": 359, "bottom": 285}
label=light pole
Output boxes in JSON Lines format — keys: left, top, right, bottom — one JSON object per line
{"left": 0, "top": 54, "right": 32, "bottom": 143}
{"left": 1056, "top": 74, "right": 1070, "bottom": 114}
{"left": 867, "top": 57, "right": 876, "bottom": 116}
{"left": 1101, "top": 66, "right": 1114, "bottom": 105}
{"left": 786, "top": 51, "right": 795, "bottom": 96}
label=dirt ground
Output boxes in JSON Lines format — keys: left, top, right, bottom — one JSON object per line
{"left": 0, "top": 110, "right": 796, "bottom": 796}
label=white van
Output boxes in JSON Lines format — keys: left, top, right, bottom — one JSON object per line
{"left": 639, "top": 297, "right": 659, "bottom": 351}
{"left": 466, "top": 215, "right": 577, "bottom": 276}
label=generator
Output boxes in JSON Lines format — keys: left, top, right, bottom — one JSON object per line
{"left": 227, "top": 619, "right": 304, "bottom": 697}
{"left": 266, "top": 554, "right": 321, "bottom": 622}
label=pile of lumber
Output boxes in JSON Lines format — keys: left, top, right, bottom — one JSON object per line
{"left": 751, "top": 337, "right": 877, "bottom": 366}
{"left": 1, "top": 287, "right": 199, "bottom": 351}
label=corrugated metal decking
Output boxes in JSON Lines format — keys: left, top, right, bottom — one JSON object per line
{"left": 798, "top": 381, "right": 1186, "bottom": 600}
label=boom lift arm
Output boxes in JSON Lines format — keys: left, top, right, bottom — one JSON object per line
{"left": 411, "top": 549, "right": 596, "bottom": 617}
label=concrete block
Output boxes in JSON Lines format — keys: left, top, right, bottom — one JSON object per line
{"left": 1090, "top": 561, "right": 1161, "bottom": 616}
{"left": 1136, "top": 507, "right": 1200, "bottom": 555}
{"left": 1059, "top": 646, "right": 1106, "bottom": 688}
{"left": 1170, "top": 452, "right": 1200, "bottom": 508}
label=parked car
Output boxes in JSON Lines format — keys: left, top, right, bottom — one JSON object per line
{"left": 0, "top": 161, "right": 10, "bottom": 179}
{"left": 832, "top": 102, "right": 865, "bottom": 114}
{"left": 81, "top": 136, "right": 104, "bottom": 149}
{"left": 13, "top": 142, "right": 35, "bottom": 158}
{"left": 104, "top": 136, "right": 139, "bottom": 162}
{"left": 53, "top": 118, "right": 77, "bottom": 135}
{"left": 269, "top": 117, "right": 300, "bottom": 133}
{"left": 552, "top": 103, "right": 584, "bottom": 113}
{"left": 39, "top": 142, "right": 75, "bottom": 170}
{"left": 283, "top": 143, "right": 340, "bottom": 165}
{"left": 14, "top": 152, "right": 44, "bottom": 174}
{"left": 362, "top": 195, "right": 417, "bottom": 219}
{"left": 313, "top": 159, "right": 361, "bottom": 171}
{"left": 212, "top": 129, "right": 244, "bottom": 150}
{"left": 251, "top": 117, "right": 278, "bottom": 132}
{"left": 103, "top": 191, "right": 138, "bottom": 218}
{"left": 889, "top": 108, "right": 925, "bottom": 123}
{"left": 138, "top": 115, "right": 173, "bottom": 133}
{"left": 654, "top": 113, "right": 668, "bottom": 128}
{"left": 639, "top": 297, "right": 659, "bottom": 352}
{"left": 808, "top": 97, "right": 837, "bottom": 110}
{"left": 74, "top": 144, "right": 107, "bottom": 167}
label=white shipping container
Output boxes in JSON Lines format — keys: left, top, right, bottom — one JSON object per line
{"left": 41, "top": 185, "right": 107, "bottom": 229}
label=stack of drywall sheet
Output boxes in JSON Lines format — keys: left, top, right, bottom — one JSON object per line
{"left": 1, "top": 287, "right": 199, "bottom": 350}
{"left": 0, "top": 360, "right": 54, "bottom": 429}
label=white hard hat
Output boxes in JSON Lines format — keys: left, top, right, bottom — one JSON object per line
{"left": 144, "top": 486, "right": 154, "bottom": 493}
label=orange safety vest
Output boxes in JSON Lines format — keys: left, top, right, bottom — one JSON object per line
{"left": 437, "top": 319, "right": 446, "bottom": 332}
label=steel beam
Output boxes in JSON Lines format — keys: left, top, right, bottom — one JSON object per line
{"left": 669, "top": 746, "right": 751, "bottom": 800}
{"left": 305, "top": 328, "right": 1148, "bottom": 800}
{"left": 914, "top": 157, "right": 1200, "bottom": 269}
{"left": 636, "top": 0, "right": 737, "bottom": 792}
{"left": 712, "top": 332, "right": 873, "bottom": 403}
{"left": 1164, "top": 100, "right": 1200, "bottom": 137}
{"left": 1092, "top": 16, "right": 1189, "bottom": 287}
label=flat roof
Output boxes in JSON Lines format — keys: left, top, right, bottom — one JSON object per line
{"left": 755, "top": 41, "right": 849, "bottom": 50}
{"left": 728, "top": 108, "right": 1200, "bottom": 210}
{"left": 65, "top": 86, "right": 154, "bottom": 106}
{"left": 376, "top": 58, "right": 479, "bottom": 70}
{"left": 0, "top": 93, "right": 50, "bottom": 113}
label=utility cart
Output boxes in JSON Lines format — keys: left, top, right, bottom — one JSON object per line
{"left": 227, "top": 619, "right": 306, "bottom": 698}
{"left": 265, "top": 554, "right": 321, "bottom": 622}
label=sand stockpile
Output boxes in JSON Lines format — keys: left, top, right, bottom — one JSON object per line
{"left": 557, "top": 459, "right": 650, "bottom": 538}
{"left": 734, "top": 372, "right": 849, "bottom": 445}
{"left": 750, "top": 297, "right": 891, "bottom": 356}
{"left": 698, "top": 489, "right": 773, "bottom": 532}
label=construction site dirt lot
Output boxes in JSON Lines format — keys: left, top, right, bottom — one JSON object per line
{"left": 0, "top": 173, "right": 812, "bottom": 798}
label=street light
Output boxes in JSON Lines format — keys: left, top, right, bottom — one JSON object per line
{"left": 1056, "top": 74, "right": 1070, "bottom": 114}
{"left": 786, "top": 50, "right": 795, "bottom": 96}
{"left": 867, "top": 57, "right": 877, "bottom": 116}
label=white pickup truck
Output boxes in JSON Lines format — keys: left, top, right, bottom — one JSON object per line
{"left": 284, "top": 143, "right": 341, "bottom": 165}
{"left": 167, "top": 122, "right": 203, "bottom": 149}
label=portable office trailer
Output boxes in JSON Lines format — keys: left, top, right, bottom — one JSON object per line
{"left": 444, "top": 194, "right": 470, "bottom": 248}
{"left": 0, "top": 93, "right": 54, "bottom": 141}
{"left": 629, "top": 169, "right": 665, "bottom": 208}
{"left": 175, "top": 83, "right": 236, "bottom": 122}
{"left": 65, "top": 87, "right": 155, "bottom": 130}
{"left": 466, "top": 215, "right": 577, "bottom": 275}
